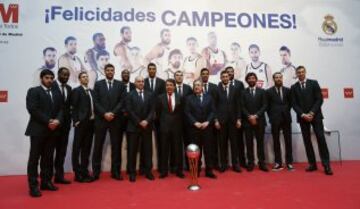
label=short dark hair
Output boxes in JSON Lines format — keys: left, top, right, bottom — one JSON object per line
{"left": 200, "top": 68, "right": 209, "bottom": 74}
{"left": 58, "top": 67, "right": 69, "bottom": 75}
{"left": 279, "top": 45, "right": 291, "bottom": 55}
{"left": 120, "top": 26, "right": 131, "bottom": 34}
{"left": 64, "top": 36, "right": 76, "bottom": 45}
{"left": 225, "top": 66, "right": 234, "bottom": 72}
{"left": 104, "top": 63, "right": 115, "bottom": 70}
{"left": 166, "top": 79, "right": 176, "bottom": 86}
{"left": 40, "top": 69, "right": 54, "bottom": 78}
{"left": 147, "top": 62, "right": 156, "bottom": 69}
{"left": 220, "top": 70, "right": 228, "bottom": 76}
{"left": 272, "top": 72, "right": 283, "bottom": 79}
{"left": 168, "top": 49, "right": 182, "bottom": 61}
{"left": 42, "top": 47, "right": 56, "bottom": 56}
{"left": 160, "top": 28, "right": 170, "bottom": 37}
{"left": 248, "top": 44, "right": 260, "bottom": 51}
{"left": 186, "top": 37, "right": 197, "bottom": 43}
{"left": 92, "top": 33, "right": 104, "bottom": 41}
{"left": 96, "top": 50, "right": 110, "bottom": 60}
{"left": 174, "top": 70, "right": 183, "bottom": 77}
{"left": 78, "top": 71, "right": 88, "bottom": 79}
{"left": 296, "top": 65, "right": 305, "bottom": 72}
{"left": 231, "top": 42, "right": 241, "bottom": 48}
{"left": 245, "top": 72, "right": 258, "bottom": 81}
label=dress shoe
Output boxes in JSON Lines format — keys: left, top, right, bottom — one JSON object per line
{"left": 29, "top": 187, "right": 42, "bottom": 197}
{"left": 259, "top": 164, "right": 269, "bottom": 172}
{"left": 145, "top": 173, "right": 155, "bottom": 181}
{"left": 54, "top": 177, "right": 71, "bottom": 184}
{"left": 286, "top": 164, "right": 295, "bottom": 171}
{"left": 129, "top": 174, "right": 136, "bottom": 182}
{"left": 205, "top": 171, "right": 217, "bottom": 179}
{"left": 40, "top": 182, "right": 58, "bottom": 191}
{"left": 159, "top": 173, "right": 168, "bottom": 179}
{"left": 232, "top": 165, "right": 242, "bottom": 173}
{"left": 247, "top": 164, "right": 255, "bottom": 172}
{"left": 219, "top": 166, "right": 226, "bottom": 173}
{"left": 176, "top": 172, "right": 185, "bottom": 179}
{"left": 111, "top": 173, "right": 124, "bottom": 181}
{"left": 305, "top": 165, "right": 318, "bottom": 172}
{"left": 271, "top": 163, "right": 284, "bottom": 172}
{"left": 324, "top": 166, "right": 333, "bottom": 175}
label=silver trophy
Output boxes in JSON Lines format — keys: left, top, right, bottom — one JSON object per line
{"left": 186, "top": 144, "right": 201, "bottom": 191}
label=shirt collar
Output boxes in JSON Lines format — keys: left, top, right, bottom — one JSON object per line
{"left": 41, "top": 84, "right": 50, "bottom": 91}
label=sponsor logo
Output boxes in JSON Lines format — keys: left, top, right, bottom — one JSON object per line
{"left": 0, "top": 90, "right": 8, "bottom": 103}
{"left": 321, "top": 88, "right": 329, "bottom": 99}
{"left": 344, "top": 88, "right": 354, "bottom": 99}
{"left": 318, "top": 14, "right": 343, "bottom": 47}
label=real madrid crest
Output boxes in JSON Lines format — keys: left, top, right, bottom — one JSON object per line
{"left": 322, "top": 14, "right": 337, "bottom": 35}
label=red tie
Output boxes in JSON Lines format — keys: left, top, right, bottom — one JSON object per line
{"left": 168, "top": 93, "right": 172, "bottom": 112}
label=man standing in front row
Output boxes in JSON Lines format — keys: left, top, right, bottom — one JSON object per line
{"left": 126, "top": 76, "right": 156, "bottom": 182}
{"left": 71, "top": 72, "right": 96, "bottom": 183}
{"left": 185, "top": 80, "right": 217, "bottom": 179}
{"left": 267, "top": 72, "right": 294, "bottom": 171}
{"left": 92, "top": 64, "right": 126, "bottom": 181}
{"left": 25, "top": 69, "right": 63, "bottom": 197}
{"left": 291, "top": 66, "right": 333, "bottom": 175}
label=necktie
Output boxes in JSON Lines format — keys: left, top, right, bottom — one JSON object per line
{"left": 46, "top": 89, "right": 53, "bottom": 104}
{"left": 277, "top": 87, "right": 283, "bottom": 101}
{"left": 231, "top": 80, "right": 234, "bottom": 87}
{"left": 251, "top": 88, "right": 255, "bottom": 97}
{"left": 204, "top": 83, "right": 208, "bottom": 94}
{"left": 61, "top": 84, "right": 66, "bottom": 102}
{"left": 150, "top": 79, "right": 154, "bottom": 91}
{"left": 301, "top": 82, "right": 305, "bottom": 90}
{"left": 86, "top": 89, "right": 94, "bottom": 119}
{"left": 198, "top": 94, "right": 202, "bottom": 104}
{"left": 108, "top": 81, "right": 112, "bottom": 91}
{"left": 168, "top": 93, "right": 172, "bottom": 112}
{"left": 178, "top": 86, "right": 182, "bottom": 96}
{"left": 139, "top": 91, "right": 144, "bottom": 102}
{"left": 224, "top": 85, "right": 229, "bottom": 98}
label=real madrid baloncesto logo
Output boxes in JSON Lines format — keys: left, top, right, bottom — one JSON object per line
{"left": 322, "top": 14, "right": 337, "bottom": 35}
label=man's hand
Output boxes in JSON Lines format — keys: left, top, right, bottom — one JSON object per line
{"left": 48, "top": 119, "right": 60, "bottom": 130}
{"left": 104, "top": 112, "right": 115, "bottom": 122}
{"left": 248, "top": 115, "right": 258, "bottom": 126}
{"left": 201, "top": 121, "right": 210, "bottom": 129}
{"left": 236, "top": 119, "right": 242, "bottom": 129}
{"left": 194, "top": 122, "right": 202, "bottom": 129}
{"left": 139, "top": 120, "right": 148, "bottom": 129}
{"left": 214, "top": 121, "right": 221, "bottom": 130}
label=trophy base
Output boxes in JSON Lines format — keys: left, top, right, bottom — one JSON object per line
{"left": 188, "top": 184, "right": 201, "bottom": 191}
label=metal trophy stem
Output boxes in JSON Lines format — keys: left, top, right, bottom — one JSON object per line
{"left": 186, "top": 144, "right": 201, "bottom": 191}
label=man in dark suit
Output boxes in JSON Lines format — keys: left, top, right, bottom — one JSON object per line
{"left": 215, "top": 70, "right": 242, "bottom": 173}
{"left": 291, "top": 66, "right": 333, "bottom": 175}
{"left": 156, "top": 79, "right": 185, "bottom": 178}
{"left": 25, "top": 69, "right": 63, "bottom": 197}
{"left": 126, "top": 76, "right": 156, "bottom": 182}
{"left": 144, "top": 63, "right": 165, "bottom": 173}
{"left": 225, "top": 66, "right": 247, "bottom": 169}
{"left": 241, "top": 72, "right": 269, "bottom": 172}
{"left": 174, "top": 70, "right": 192, "bottom": 171}
{"left": 71, "top": 72, "right": 96, "bottom": 183}
{"left": 200, "top": 68, "right": 220, "bottom": 170}
{"left": 185, "top": 80, "right": 217, "bottom": 179}
{"left": 92, "top": 63, "right": 126, "bottom": 180}
{"left": 50, "top": 67, "right": 72, "bottom": 184}
{"left": 267, "top": 72, "right": 294, "bottom": 171}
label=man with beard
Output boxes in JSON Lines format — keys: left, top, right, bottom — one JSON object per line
{"left": 25, "top": 69, "right": 63, "bottom": 197}
{"left": 145, "top": 28, "right": 172, "bottom": 78}
{"left": 241, "top": 72, "right": 269, "bottom": 172}
{"left": 201, "top": 32, "right": 227, "bottom": 82}
{"left": 226, "top": 42, "right": 247, "bottom": 81}
{"left": 33, "top": 47, "right": 57, "bottom": 86}
{"left": 245, "top": 44, "right": 273, "bottom": 89}
{"left": 279, "top": 46, "right": 297, "bottom": 88}
{"left": 114, "top": 26, "right": 133, "bottom": 71}
{"left": 50, "top": 67, "right": 72, "bottom": 184}
{"left": 58, "top": 36, "right": 86, "bottom": 87}
{"left": 164, "top": 49, "right": 183, "bottom": 79}
{"left": 182, "top": 37, "right": 206, "bottom": 85}
{"left": 92, "top": 64, "right": 126, "bottom": 181}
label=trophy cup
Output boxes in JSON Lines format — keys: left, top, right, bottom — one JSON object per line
{"left": 186, "top": 144, "right": 201, "bottom": 191}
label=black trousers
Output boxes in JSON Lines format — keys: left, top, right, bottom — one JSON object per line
{"left": 244, "top": 124, "right": 266, "bottom": 165}
{"left": 190, "top": 126, "right": 214, "bottom": 171}
{"left": 159, "top": 129, "right": 183, "bottom": 174}
{"left": 237, "top": 128, "right": 246, "bottom": 167}
{"left": 299, "top": 119, "right": 330, "bottom": 166}
{"left": 92, "top": 119, "right": 122, "bottom": 175}
{"left": 271, "top": 120, "right": 293, "bottom": 165}
{"left": 140, "top": 119, "right": 160, "bottom": 172}
{"left": 52, "top": 126, "right": 70, "bottom": 179}
{"left": 183, "top": 122, "right": 191, "bottom": 170}
{"left": 72, "top": 119, "right": 94, "bottom": 176}
{"left": 127, "top": 130, "right": 153, "bottom": 175}
{"left": 218, "top": 122, "right": 239, "bottom": 167}
{"left": 27, "top": 135, "right": 56, "bottom": 187}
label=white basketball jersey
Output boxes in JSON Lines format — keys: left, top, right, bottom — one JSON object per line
{"left": 153, "top": 46, "right": 170, "bottom": 79}
{"left": 209, "top": 48, "right": 226, "bottom": 75}
{"left": 183, "top": 55, "right": 200, "bottom": 85}
{"left": 280, "top": 64, "right": 297, "bottom": 88}
{"left": 245, "top": 62, "right": 269, "bottom": 88}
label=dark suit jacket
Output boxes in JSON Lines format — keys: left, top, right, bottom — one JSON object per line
{"left": 266, "top": 86, "right": 292, "bottom": 125}
{"left": 52, "top": 81, "right": 72, "bottom": 131}
{"left": 93, "top": 79, "right": 126, "bottom": 121}
{"left": 144, "top": 77, "right": 166, "bottom": 96}
{"left": 156, "top": 93, "right": 183, "bottom": 133}
{"left": 215, "top": 84, "right": 241, "bottom": 124}
{"left": 122, "top": 81, "right": 136, "bottom": 93}
{"left": 71, "top": 86, "right": 95, "bottom": 123}
{"left": 25, "top": 86, "right": 64, "bottom": 137}
{"left": 121, "top": 81, "right": 136, "bottom": 114}
{"left": 291, "top": 79, "right": 324, "bottom": 122}
{"left": 203, "top": 82, "right": 218, "bottom": 102}
{"left": 175, "top": 83, "right": 192, "bottom": 98}
{"left": 241, "top": 87, "right": 268, "bottom": 127}
{"left": 185, "top": 93, "right": 215, "bottom": 126}
{"left": 126, "top": 89, "right": 155, "bottom": 132}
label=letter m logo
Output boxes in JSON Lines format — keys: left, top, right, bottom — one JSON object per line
{"left": 0, "top": 4, "right": 19, "bottom": 23}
